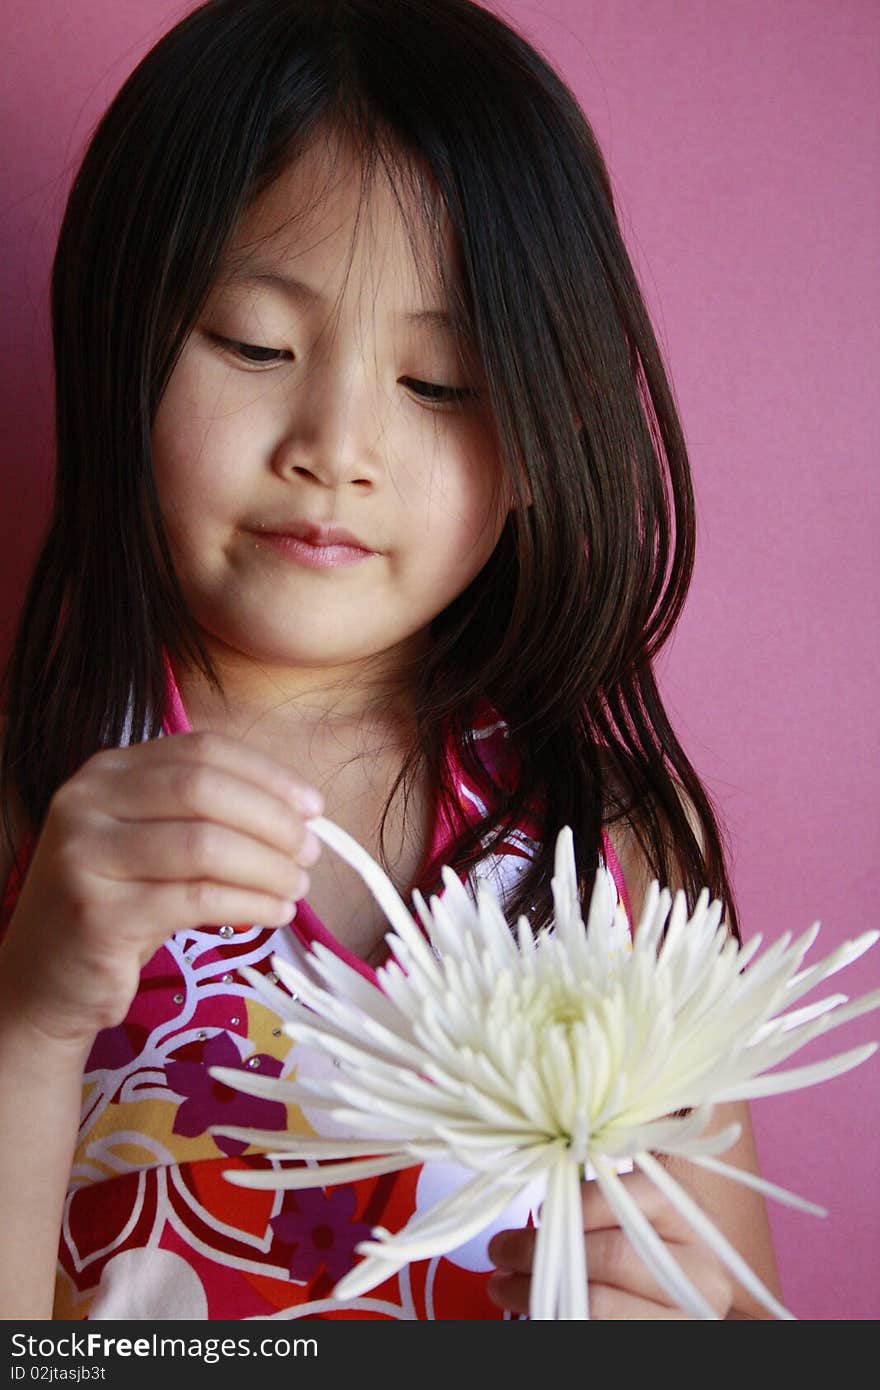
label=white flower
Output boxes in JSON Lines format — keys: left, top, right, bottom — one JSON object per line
{"left": 210, "top": 817, "right": 880, "bottom": 1320}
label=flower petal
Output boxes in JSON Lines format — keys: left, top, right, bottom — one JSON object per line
{"left": 308, "top": 815, "right": 426, "bottom": 942}
{"left": 222, "top": 1152, "right": 416, "bottom": 1190}
{"left": 679, "top": 1153, "right": 827, "bottom": 1216}
{"left": 713, "top": 1041, "right": 878, "bottom": 1102}
{"left": 530, "top": 1151, "right": 569, "bottom": 1320}
{"left": 354, "top": 1176, "right": 525, "bottom": 1264}
{"left": 562, "top": 1153, "right": 589, "bottom": 1319}
{"left": 192, "top": 814, "right": 880, "bottom": 1321}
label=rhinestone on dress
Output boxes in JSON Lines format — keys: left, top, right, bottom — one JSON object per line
{"left": 272, "top": 1027, "right": 282, "bottom": 1037}
{"left": 198, "top": 1031, "right": 208, "bottom": 1041}
{"left": 218, "top": 925, "right": 234, "bottom": 939}
{"left": 266, "top": 971, "right": 279, "bottom": 985}
{"left": 172, "top": 992, "right": 184, "bottom": 1005}
{"left": 247, "top": 1056, "right": 261, "bottom": 1069}
{"left": 229, "top": 1017, "right": 240, "bottom": 1027}
{"left": 221, "top": 973, "right": 234, "bottom": 984}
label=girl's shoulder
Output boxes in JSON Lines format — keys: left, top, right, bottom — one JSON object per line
{"left": 598, "top": 752, "right": 708, "bottom": 930}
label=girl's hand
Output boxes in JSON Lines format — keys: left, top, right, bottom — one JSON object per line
{"left": 0, "top": 732, "right": 323, "bottom": 1051}
{"left": 487, "top": 1170, "right": 735, "bottom": 1319}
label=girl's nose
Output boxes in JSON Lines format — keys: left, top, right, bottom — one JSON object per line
{"left": 272, "top": 360, "right": 384, "bottom": 490}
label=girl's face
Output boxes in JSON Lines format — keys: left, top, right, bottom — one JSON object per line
{"left": 151, "top": 134, "right": 512, "bottom": 691}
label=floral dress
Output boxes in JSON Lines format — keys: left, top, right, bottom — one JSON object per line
{"left": 0, "top": 655, "right": 633, "bottom": 1320}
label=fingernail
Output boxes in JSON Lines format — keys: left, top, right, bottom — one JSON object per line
{"left": 291, "top": 786, "right": 324, "bottom": 815}
{"left": 299, "top": 831, "right": 322, "bottom": 865}
{"left": 488, "top": 1235, "right": 508, "bottom": 1265}
{"left": 486, "top": 1271, "right": 509, "bottom": 1305}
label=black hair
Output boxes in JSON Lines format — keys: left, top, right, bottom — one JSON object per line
{"left": 0, "top": 0, "right": 741, "bottom": 942}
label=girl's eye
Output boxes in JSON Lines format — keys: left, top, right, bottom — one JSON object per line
{"left": 208, "top": 336, "right": 478, "bottom": 405}
{"left": 210, "top": 335, "right": 290, "bottom": 367}
{"left": 401, "top": 377, "right": 480, "bottom": 406}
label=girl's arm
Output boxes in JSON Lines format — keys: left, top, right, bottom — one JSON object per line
{"left": 0, "top": 985, "right": 90, "bottom": 1319}
{"left": 0, "top": 720, "right": 323, "bottom": 1319}
{"left": 0, "top": 720, "right": 86, "bottom": 1318}
{"left": 658, "top": 1098, "right": 784, "bottom": 1319}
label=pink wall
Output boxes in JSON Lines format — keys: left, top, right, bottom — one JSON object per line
{"left": 2, "top": 0, "right": 877, "bottom": 1320}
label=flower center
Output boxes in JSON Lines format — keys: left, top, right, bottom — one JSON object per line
{"left": 311, "top": 1224, "right": 334, "bottom": 1251}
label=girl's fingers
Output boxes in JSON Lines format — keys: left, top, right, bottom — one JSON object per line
{"left": 4, "top": 732, "right": 326, "bottom": 1047}
{"left": 96, "top": 760, "right": 322, "bottom": 866}
{"left": 582, "top": 1227, "right": 690, "bottom": 1307}
{"left": 486, "top": 1270, "right": 530, "bottom": 1314}
{"left": 129, "top": 879, "right": 300, "bottom": 938}
{"left": 95, "top": 729, "right": 324, "bottom": 816}
{"left": 486, "top": 1270, "right": 689, "bottom": 1318}
{"left": 487, "top": 1228, "right": 536, "bottom": 1273}
{"left": 489, "top": 1185, "right": 731, "bottom": 1317}
{"left": 584, "top": 1286, "right": 693, "bottom": 1320}
{"left": 491, "top": 1175, "right": 689, "bottom": 1279}
{"left": 488, "top": 1225, "right": 687, "bottom": 1305}
{"left": 579, "top": 1171, "right": 685, "bottom": 1239}
{"left": 94, "top": 819, "right": 311, "bottom": 907}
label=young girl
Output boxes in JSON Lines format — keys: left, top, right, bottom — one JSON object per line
{"left": 0, "top": 0, "right": 782, "bottom": 1319}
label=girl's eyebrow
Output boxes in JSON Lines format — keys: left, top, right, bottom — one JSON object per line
{"left": 219, "top": 259, "right": 467, "bottom": 335}
{"left": 220, "top": 261, "right": 327, "bottom": 303}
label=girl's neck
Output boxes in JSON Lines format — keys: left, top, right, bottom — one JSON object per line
{"left": 169, "top": 639, "right": 426, "bottom": 750}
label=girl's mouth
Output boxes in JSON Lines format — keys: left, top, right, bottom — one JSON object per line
{"left": 251, "top": 532, "right": 378, "bottom": 569}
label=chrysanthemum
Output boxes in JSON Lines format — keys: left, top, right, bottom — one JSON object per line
{"left": 210, "top": 817, "right": 880, "bottom": 1320}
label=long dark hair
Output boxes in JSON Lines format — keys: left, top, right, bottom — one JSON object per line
{"left": 0, "top": 0, "right": 741, "bottom": 942}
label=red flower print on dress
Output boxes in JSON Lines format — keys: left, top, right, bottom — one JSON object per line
{"left": 270, "top": 1187, "right": 374, "bottom": 1283}
{"left": 166, "top": 1032, "right": 286, "bottom": 1157}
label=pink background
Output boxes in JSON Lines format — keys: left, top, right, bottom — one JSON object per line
{"left": 1, "top": 0, "right": 877, "bottom": 1320}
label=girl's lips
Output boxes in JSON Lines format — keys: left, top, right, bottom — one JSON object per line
{"left": 252, "top": 531, "right": 378, "bottom": 569}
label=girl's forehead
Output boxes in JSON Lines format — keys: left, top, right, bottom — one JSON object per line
{"left": 223, "top": 135, "right": 457, "bottom": 309}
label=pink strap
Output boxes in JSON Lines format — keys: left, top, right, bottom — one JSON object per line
{"left": 601, "top": 828, "right": 634, "bottom": 933}
{"left": 162, "top": 649, "right": 189, "bottom": 736}
{"left": 288, "top": 898, "right": 382, "bottom": 984}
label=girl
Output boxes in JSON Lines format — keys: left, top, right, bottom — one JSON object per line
{"left": 0, "top": 0, "right": 781, "bottom": 1319}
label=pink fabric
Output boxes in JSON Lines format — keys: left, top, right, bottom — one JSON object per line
{"left": 602, "top": 834, "right": 633, "bottom": 929}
